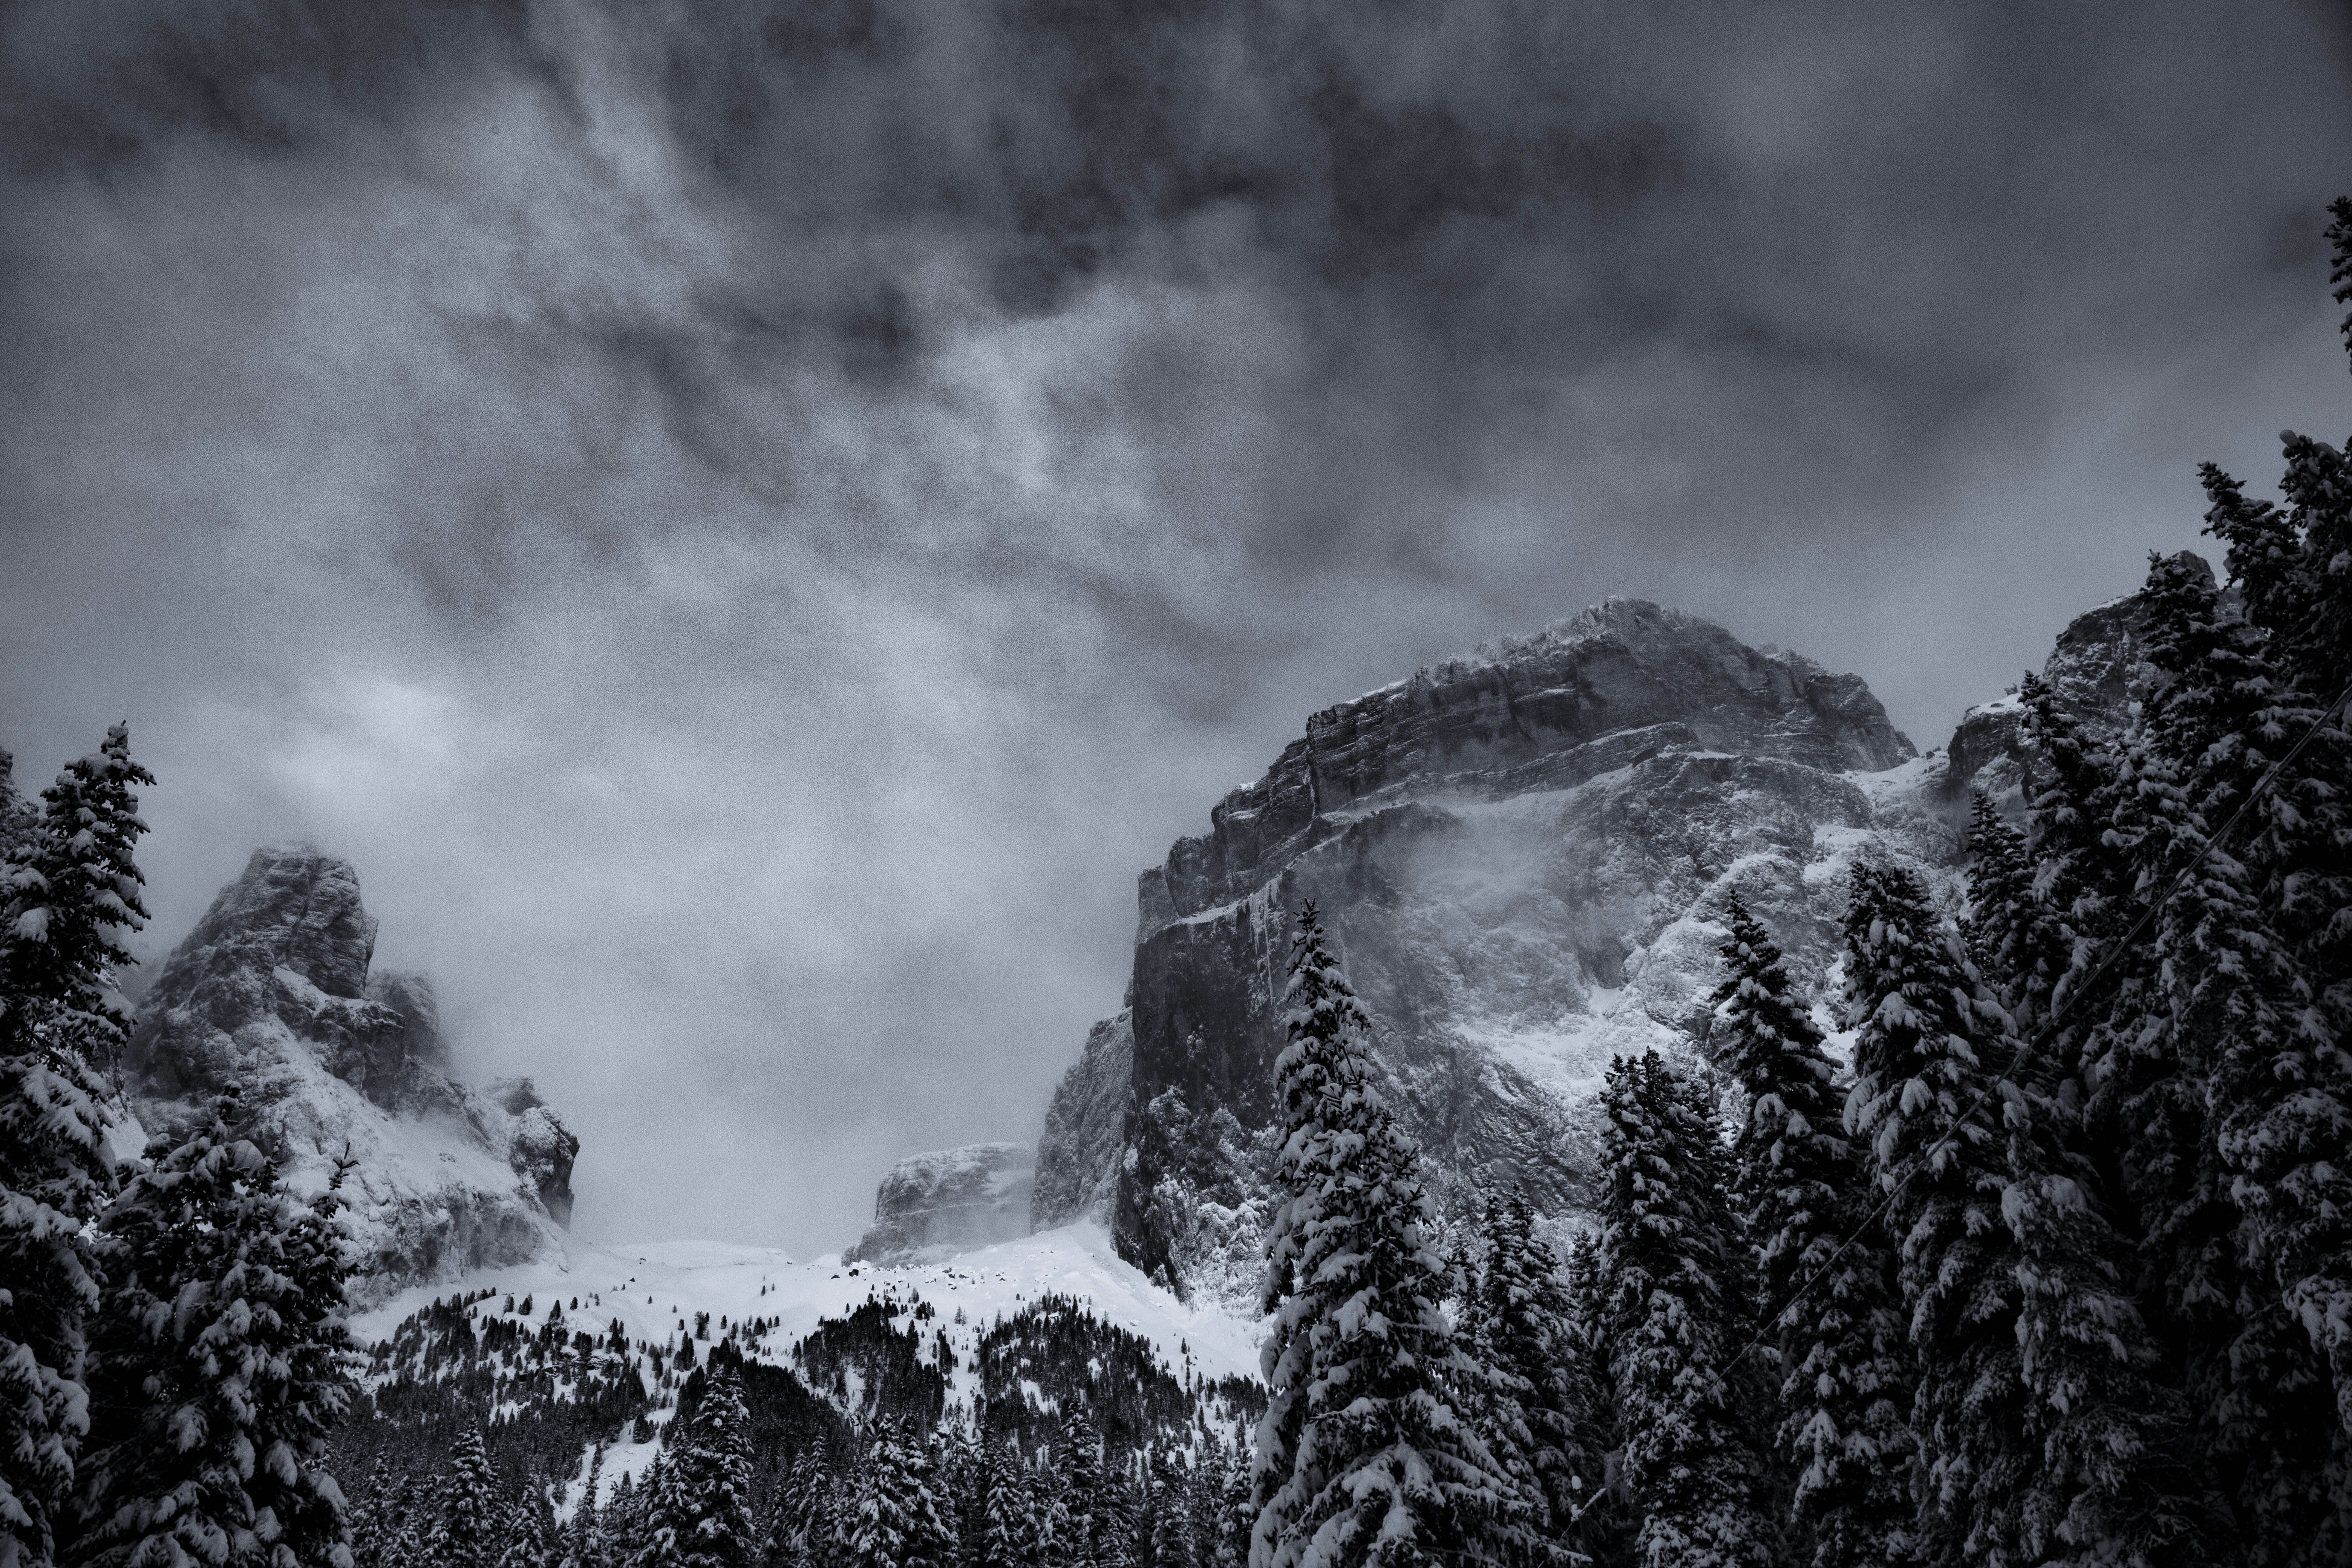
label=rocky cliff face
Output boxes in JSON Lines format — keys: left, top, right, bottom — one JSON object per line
{"left": 845, "top": 1142, "right": 1037, "bottom": 1265}
{"left": 1031, "top": 1012, "right": 1134, "bottom": 1230}
{"left": 127, "top": 845, "right": 578, "bottom": 1303}
{"left": 1034, "top": 591, "right": 2154, "bottom": 1302}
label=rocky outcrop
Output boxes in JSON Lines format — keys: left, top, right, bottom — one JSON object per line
{"left": 1031, "top": 1012, "right": 1133, "bottom": 1230}
{"left": 493, "top": 1077, "right": 581, "bottom": 1228}
{"left": 1030, "top": 583, "right": 2199, "bottom": 1301}
{"left": 1028, "top": 599, "right": 1937, "bottom": 1300}
{"left": 1937, "top": 551, "right": 2211, "bottom": 804}
{"left": 1142, "top": 600, "right": 1914, "bottom": 936}
{"left": 846, "top": 1143, "right": 1037, "bottom": 1265}
{"left": 127, "top": 845, "right": 577, "bottom": 1302}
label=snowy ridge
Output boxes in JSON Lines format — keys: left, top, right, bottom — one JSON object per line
{"left": 351, "top": 1221, "right": 1260, "bottom": 1513}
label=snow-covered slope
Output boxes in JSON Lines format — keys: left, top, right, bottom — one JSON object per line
{"left": 351, "top": 1218, "right": 1260, "bottom": 1508}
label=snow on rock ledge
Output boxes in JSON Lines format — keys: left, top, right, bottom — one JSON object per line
{"left": 126, "top": 844, "right": 579, "bottom": 1304}
{"left": 845, "top": 1142, "right": 1036, "bottom": 1265}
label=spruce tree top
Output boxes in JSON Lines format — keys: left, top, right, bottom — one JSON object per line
{"left": 1, "top": 723, "right": 154, "bottom": 1068}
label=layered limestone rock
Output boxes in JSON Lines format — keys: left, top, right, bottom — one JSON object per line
{"left": 127, "top": 845, "right": 578, "bottom": 1303}
{"left": 845, "top": 1142, "right": 1037, "bottom": 1265}
{"left": 1035, "top": 589, "right": 2167, "bottom": 1302}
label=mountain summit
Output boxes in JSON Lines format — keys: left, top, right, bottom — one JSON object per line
{"left": 1036, "top": 597, "right": 1945, "bottom": 1299}
{"left": 126, "top": 844, "right": 577, "bottom": 1302}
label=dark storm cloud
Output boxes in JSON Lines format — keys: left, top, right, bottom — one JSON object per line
{"left": 3, "top": 0, "right": 2349, "bottom": 1250}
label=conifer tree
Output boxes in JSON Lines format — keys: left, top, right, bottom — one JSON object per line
{"left": 1250, "top": 903, "right": 1511, "bottom": 1568}
{"left": 1464, "top": 1184, "right": 1596, "bottom": 1559}
{"left": 1712, "top": 891, "right": 1913, "bottom": 1568}
{"left": 1, "top": 723, "right": 155, "bottom": 1070}
{"left": 2115, "top": 548, "right": 2352, "bottom": 1556}
{"left": 771, "top": 1440, "right": 831, "bottom": 1568}
{"left": 1596, "top": 1050, "right": 1774, "bottom": 1568}
{"left": 978, "top": 1438, "right": 1038, "bottom": 1568}
{"left": 1054, "top": 1425, "right": 1109, "bottom": 1568}
{"left": 1958, "top": 796, "right": 2057, "bottom": 1028}
{"left": 432, "top": 1427, "right": 505, "bottom": 1568}
{"left": 1713, "top": 892, "right": 1843, "bottom": 1345}
{"left": 1145, "top": 1450, "right": 1193, "bottom": 1568}
{"left": 1844, "top": 860, "right": 2207, "bottom": 1566}
{"left": 66, "top": 1088, "right": 356, "bottom": 1568}
{"left": 501, "top": 1487, "right": 558, "bottom": 1568}
{"left": 1843, "top": 861, "right": 2033, "bottom": 1567}
{"left": 668, "top": 1364, "right": 756, "bottom": 1568}
{"left": 1210, "top": 1438, "right": 1253, "bottom": 1568}
{"left": 845, "top": 1422, "right": 953, "bottom": 1568}
{"left": 0, "top": 726, "right": 153, "bottom": 1568}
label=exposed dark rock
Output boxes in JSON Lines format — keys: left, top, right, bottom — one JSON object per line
{"left": 845, "top": 1143, "right": 1037, "bottom": 1264}
{"left": 1937, "top": 550, "right": 2214, "bottom": 801}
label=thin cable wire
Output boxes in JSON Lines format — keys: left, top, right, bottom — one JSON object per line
{"left": 1721, "top": 674, "right": 2352, "bottom": 1374}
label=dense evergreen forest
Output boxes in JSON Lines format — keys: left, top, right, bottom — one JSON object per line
{"left": 3, "top": 201, "right": 2350, "bottom": 1566}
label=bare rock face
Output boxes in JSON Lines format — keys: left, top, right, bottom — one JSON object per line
{"left": 1143, "top": 599, "right": 1915, "bottom": 935}
{"left": 1031, "top": 1012, "right": 1133, "bottom": 1230}
{"left": 1036, "top": 598, "right": 1949, "bottom": 1301}
{"left": 1938, "top": 551, "right": 2212, "bottom": 805}
{"left": 127, "top": 845, "right": 578, "bottom": 1303}
{"left": 846, "top": 1143, "right": 1037, "bottom": 1265}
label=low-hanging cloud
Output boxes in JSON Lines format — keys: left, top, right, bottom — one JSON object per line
{"left": 2, "top": 0, "right": 2348, "bottom": 1251}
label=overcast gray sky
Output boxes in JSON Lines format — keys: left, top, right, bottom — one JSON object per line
{"left": 3, "top": 0, "right": 2349, "bottom": 1254}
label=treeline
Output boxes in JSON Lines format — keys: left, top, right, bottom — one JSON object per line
{"left": 349, "top": 1354, "right": 1254, "bottom": 1568}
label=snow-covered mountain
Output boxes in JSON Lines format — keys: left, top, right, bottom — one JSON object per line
{"left": 1026, "top": 585, "right": 2167, "bottom": 1302}
{"left": 125, "top": 844, "right": 579, "bottom": 1304}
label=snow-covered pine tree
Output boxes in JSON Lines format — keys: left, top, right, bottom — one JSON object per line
{"left": 1710, "top": 891, "right": 1913, "bottom": 1568}
{"left": 66, "top": 1088, "right": 357, "bottom": 1568}
{"left": 1211, "top": 1436, "right": 1253, "bottom": 1568}
{"left": 1842, "top": 860, "right": 2030, "bottom": 1568}
{"left": 978, "top": 1436, "right": 1038, "bottom": 1568}
{"left": 1464, "top": 1184, "right": 1596, "bottom": 1559}
{"left": 1025, "top": 1449, "right": 1066, "bottom": 1567}
{"left": 1958, "top": 796, "right": 2060, "bottom": 1032}
{"left": 0, "top": 726, "right": 153, "bottom": 1568}
{"left": 2192, "top": 289, "right": 2352, "bottom": 1480}
{"left": 1, "top": 723, "right": 155, "bottom": 1072}
{"left": 770, "top": 1439, "right": 830, "bottom": 1568}
{"left": 1713, "top": 891, "right": 1844, "bottom": 1353}
{"left": 1249, "top": 902, "right": 1511, "bottom": 1568}
{"left": 1596, "top": 1050, "right": 1775, "bottom": 1568}
{"left": 2108, "top": 547, "right": 2352, "bottom": 1554}
{"left": 500, "top": 1487, "right": 558, "bottom": 1568}
{"left": 1146, "top": 1449, "right": 1195, "bottom": 1568}
{"left": 1054, "top": 1424, "right": 1108, "bottom": 1568}
{"left": 845, "top": 1421, "right": 953, "bottom": 1568}
{"left": 628, "top": 1453, "right": 681, "bottom": 1568}
{"left": 666, "top": 1363, "right": 757, "bottom": 1568}
{"left": 425, "top": 1427, "right": 505, "bottom": 1568}
{"left": 1844, "top": 859, "right": 2209, "bottom": 1566}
